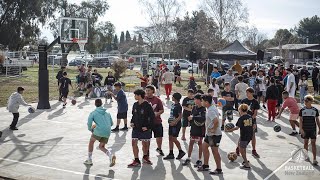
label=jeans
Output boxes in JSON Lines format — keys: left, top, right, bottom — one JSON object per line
{"left": 10, "top": 113, "right": 19, "bottom": 128}
{"left": 267, "top": 99, "right": 277, "bottom": 120}
{"left": 300, "top": 87, "right": 308, "bottom": 104}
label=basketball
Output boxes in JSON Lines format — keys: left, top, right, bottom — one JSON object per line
{"left": 273, "top": 124, "right": 281, "bottom": 132}
{"left": 218, "top": 98, "right": 226, "bottom": 106}
{"left": 28, "top": 106, "right": 35, "bottom": 113}
{"left": 225, "top": 123, "right": 235, "bottom": 131}
{"left": 71, "top": 99, "right": 76, "bottom": 105}
{"left": 92, "top": 124, "right": 96, "bottom": 129}
{"left": 227, "top": 152, "right": 238, "bottom": 162}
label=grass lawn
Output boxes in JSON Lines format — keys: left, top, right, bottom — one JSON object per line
{"left": 0, "top": 65, "right": 207, "bottom": 107}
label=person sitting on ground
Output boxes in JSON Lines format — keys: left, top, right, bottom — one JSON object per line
{"left": 92, "top": 69, "right": 103, "bottom": 87}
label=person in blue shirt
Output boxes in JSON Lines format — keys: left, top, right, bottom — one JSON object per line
{"left": 84, "top": 99, "right": 116, "bottom": 167}
{"left": 210, "top": 67, "right": 221, "bottom": 81}
{"left": 109, "top": 82, "right": 129, "bottom": 131}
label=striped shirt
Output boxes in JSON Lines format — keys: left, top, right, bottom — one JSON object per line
{"left": 299, "top": 107, "right": 319, "bottom": 131}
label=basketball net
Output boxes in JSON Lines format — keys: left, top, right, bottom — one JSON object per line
{"left": 72, "top": 38, "right": 87, "bottom": 54}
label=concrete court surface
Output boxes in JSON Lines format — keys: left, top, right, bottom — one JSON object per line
{"left": 0, "top": 94, "right": 319, "bottom": 180}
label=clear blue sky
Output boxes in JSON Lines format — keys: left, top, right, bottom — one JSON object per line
{"left": 41, "top": 0, "right": 320, "bottom": 42}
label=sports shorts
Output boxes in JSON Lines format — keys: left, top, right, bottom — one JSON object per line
{"left": 289, "top": 113, "right": 299, "bottom": 121}
{"left": 181, "top": 117, "right": 190, "bottom": 127}
{"left": 132, "top": 129, "right": 152, "bottom": 141}
{"left": 92, "top": 134, "right": 109, "bottom": 144}
{"left": 117, "top": 112, "right": 127, "bottom": 119}
{"left": 302, "top": 130, "right": 316, "bottom": 139}
{"left": 151, "top": 123, "right": 163, "bottom": 138}
{"left": 169, "top": 123, "right": 181, "bottom": 137}
{"left": 239, "top": 140, "right": 250, "bottom": 148}
{"left": 204, "top": 135, "right": 222, "bottom": 147}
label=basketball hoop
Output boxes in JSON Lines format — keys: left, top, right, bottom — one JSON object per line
{"left": 72, "top": 38, "right": 87, "bottom": 53}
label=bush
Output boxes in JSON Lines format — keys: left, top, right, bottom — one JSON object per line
{"left": 111, "top": 59, "right": 128, "bottom": 80}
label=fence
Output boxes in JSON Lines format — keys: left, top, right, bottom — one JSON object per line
{"left": 1, "top": 59, "right": 34, "bottom": 77}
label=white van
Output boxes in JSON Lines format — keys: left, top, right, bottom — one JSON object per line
{"left": 150, "top": 59, "right": 177, "bottom": 71}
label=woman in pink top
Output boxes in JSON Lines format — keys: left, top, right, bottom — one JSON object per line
{"left": 276, "top": 91, "right": 300, "bottom": 136}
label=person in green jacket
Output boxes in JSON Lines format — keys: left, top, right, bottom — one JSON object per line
{"left": 84, "top": 99, "right": 116, "bottom": 167}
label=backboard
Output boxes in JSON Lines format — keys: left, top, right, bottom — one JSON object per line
{"left": 59, "top": 17, "right": 88, "bottom": 44}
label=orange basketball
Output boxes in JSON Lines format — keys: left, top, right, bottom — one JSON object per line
{"left": 92, "top": 124, "right": 96, "bottom": 129}
{"left": 227, "top": 152, "right": 238, "bottom": 162}
{"left": 71, "top": 99, "right": 76, "bottom": 105}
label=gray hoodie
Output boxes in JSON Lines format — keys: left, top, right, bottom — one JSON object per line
{"left": 7, "top": 92, "right": 29, "bottom": 113}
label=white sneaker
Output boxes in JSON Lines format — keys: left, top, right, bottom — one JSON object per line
{"left": 313, "top": 160, "right": 318, "bottom": 166}
{"left": 84, "top": 159, "right": 93, "bottom": 165}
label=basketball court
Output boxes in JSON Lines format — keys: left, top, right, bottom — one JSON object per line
{"left": 0, "top": 96, "right": 319, "bottom": 180}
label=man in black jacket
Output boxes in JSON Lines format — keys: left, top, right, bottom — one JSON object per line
{"left": 56, "top": 67, "right": 66, "bottom": 101}
{"left": 128, "top": 89, "right": 155, "bottom": 167}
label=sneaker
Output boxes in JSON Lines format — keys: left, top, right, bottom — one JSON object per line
{"left": 242, "top": 161, "right": 250, "bottom": 165}
{"left": 127, "top": 160, "right": 141, "bottom": 167}
{"left": 312, "top": 160, "right": 318, "bottom": 166}
{"left": 194, "top": 160, "right": 202, "bottom": 168}
{"left": 289, "top": 132, "right": 298, "bottom": 136}
{"left": 263, "top": 105, "right": 266, "bottom": 109}
{"left": 209, "top": 169, "right": 223, "bottom": 175}
{"left": 109, "top": 152, "right": 116, "bottom": 167}
{"left": 176, "top": 151, "right": 186, "bottom": 159}
{"left": 163, "top": 154, "right": 175, "bottom": 160}
{"left": 84, "top": 159, "right": 93, "bottom": 165}
{"left": 9, "top": 127, "right": 18, "bottom": 130}
{"left": 197, "top": 165, "right": 209, "bottom": 171}
{"left": 111, "top": 127, "right": 119, "bottom": 132}
{"left": 156, "top": 148, "right": 164, "bottom": 156}
{"left": 240, "top": 165, "right": 251, "bottom": 170}
{"left": 182, "top": 159, "right": 191, "bottom": 166}
{"left": 63, "top": 103, "right": 66, "bottom": 108}
{"left": 236, "top": 147, "right": 240, "bottom": 156}
{"left": 120, "top": 127, "right": 128, "bottom": 131}
{"left": 143, "top": 156, "right": 153, "bottom": 165}
{"left": 252, "top": 150, "right": 260, "bottom": 158}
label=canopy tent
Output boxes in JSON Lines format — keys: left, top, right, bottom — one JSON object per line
{"left": 208, "top": 40, "right": 257, "bottom": 60}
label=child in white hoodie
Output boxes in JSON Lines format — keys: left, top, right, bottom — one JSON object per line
{"left": 7, "top": 87, "right": 30, "bottom": 130}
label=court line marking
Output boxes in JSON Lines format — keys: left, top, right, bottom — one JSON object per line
{"left": 0, "top": 157, "right": 118, "bottom": 179}
{"left": 264, "top": 134, "right": 320, "bottom": 180}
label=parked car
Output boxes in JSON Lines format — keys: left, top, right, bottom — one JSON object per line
{"left": 150, "top": 59, "right": 177, "bottom": 71}
{"left": 68, "top": 59, "right": 86, "bottom": 66}
{"left": 306, "top": 61, "right": 320, "bottom": 66}
{"left": 176, "top": 59, "right": 192, "bottom": 69}
{"left": 87, "top": 57, "right": 110, "bottom": 68}
{"left": 48, "top": 55, "right": 61, "bottom": 65}
{"left": 107, "top": 56, "right": 119, "bottom": 65}
{"left": 188, "top": 64, "right": 199, "bottom": 74}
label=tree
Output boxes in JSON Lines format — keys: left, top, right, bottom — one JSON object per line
{"left": 173, "top": 10, "right": 219, "bottom": 58}
{"left": 113, "top": 34, "right": 119, "bottom": 50}
{"left": 243, "top": 26, "right": 268, "bottom": 52}
{"left": 125, "top": 30, "right": 131, "bottom": 42}
{"left": 138, "top": 0, "right": 182, "bottom": 52}
{"left": 296, "top": 15, "right": 320, "bottom": 44}
{"left": 138, "top": 33, "right": 144, "bottom": 45}
{"left": 96, "top": 21, "right": 115, "bottom": 52}
{"left": 0, "top": 0, "right": 55, "bottom": 50}
{"left": 120, "top": 31, "right": 125, "bottom": 44}
{"left": 132, "top": 35, "right": 137, "bottom": 43}
{"left": 111, "top": 59, "right": 128, "bottom": 81}
{"left": 201, "top": 0, "right": 248, "bottom": 48}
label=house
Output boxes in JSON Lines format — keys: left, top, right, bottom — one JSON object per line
{"left": 267, "top": 44, "right": 320, "bottom": 64}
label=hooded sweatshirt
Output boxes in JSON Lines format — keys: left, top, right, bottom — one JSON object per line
{"left": 87, "top": 107, "right": 113, "bottom": 138}
{"left": 131, "top": 101, "right": 155, "bottom": 131}
{"left": 7, "top": 92, "right": 28, "bottom": 113}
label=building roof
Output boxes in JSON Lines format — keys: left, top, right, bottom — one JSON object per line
{"left": 268, "top": 44, "right": 320, "bottom": 50}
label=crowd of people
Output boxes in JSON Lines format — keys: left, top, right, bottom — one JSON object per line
{"left": 3, "top": 60, "right": 320, "bottom": 176}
